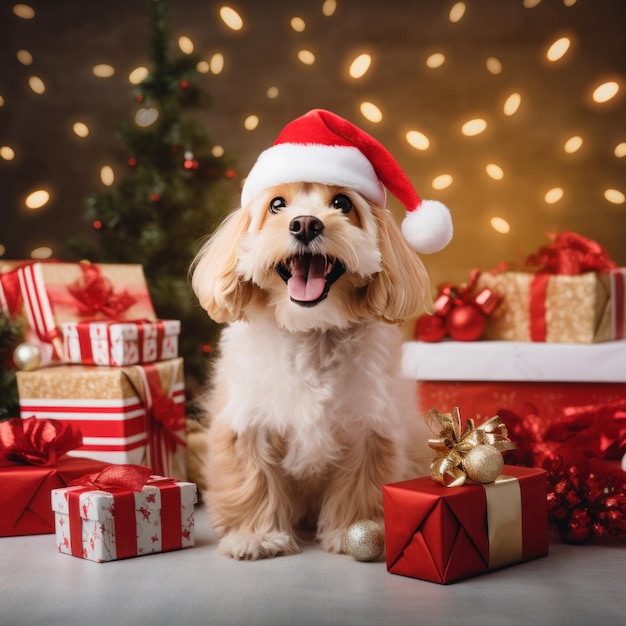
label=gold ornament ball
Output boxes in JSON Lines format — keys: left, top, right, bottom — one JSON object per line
{"left": 463, "top": 444, "right": 504, "bottom": 484}
{"left": 13, "top": 342, "right": 41, "bottom": 371}
{"left": 344, "top": 519, "right": 385, "bottom": 562}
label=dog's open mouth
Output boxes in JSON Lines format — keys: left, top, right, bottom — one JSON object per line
{"left": 276, "top": 254, "right": 346, "bottom": 307}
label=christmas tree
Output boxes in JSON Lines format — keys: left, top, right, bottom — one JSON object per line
{"left": 0, "top": 310, "right": 24, "bottom": 420}
{"left": 70, "top": 0, "right": 235, "bottom": 388}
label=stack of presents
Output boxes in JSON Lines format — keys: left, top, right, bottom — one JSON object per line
{"left": 384, "top": 231, "right": 625, "bottom": 583}
{"left": 0, "top": 260, "right": 197, "bottom": 562}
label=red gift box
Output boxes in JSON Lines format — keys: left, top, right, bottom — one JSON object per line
{"left": 384, "top": 465, "right": 549, "bottom": 584}
{"left": 0, "top": 416, "right": 112, "bottom": 537}
{"left": 0, "top": 455, "right": 111, "bottom": 536}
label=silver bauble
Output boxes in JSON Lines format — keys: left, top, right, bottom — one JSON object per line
{"left": 344, "top": 519, "right": 385, "bottom": 562}
{"left": 13, "top": 342, "right": 41, "bottom": 371}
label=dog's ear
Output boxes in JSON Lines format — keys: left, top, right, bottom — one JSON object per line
{"left": 191, "top": 208, "right": 257, "bottom": 323}
{"left": 365, "top": 207, "right": 432, "bottom": 323}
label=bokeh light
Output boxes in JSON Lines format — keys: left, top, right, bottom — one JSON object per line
{"left": 93, "top": 64, "right": 115, "bottom": 78}
{"left": 461, "top": 118, "right": 487, "bottom": 136}
{"left": 220, "top": 7, "right": 243, "bottom": 31}
{"left": 25, "top": 190, "right": 50, "bottom": 209}
{"left": 592, "top": 81, "right": 619, "bottom": 103}
{"left": 425, "top": 53, "right": 445, "bottom": 69}
{"left": 244, "top": 115, "right": 259, "bottom": 130}
{"left": 349, "top": 54, "right": 372, "bottom": 79}
{"left": 360, "top": 102, "right": 382, "bottom": 123}
{"left": 406, "top": 130, "right": 430, "bottom": 151}
{"left": 544, "top": 187, "right": 564, "bottom": 204}
{"left": 449, "top": 2, "right": 466, "bottom": 23}
{"left": 491, "top": 217, "right": 511, "bottom": 234}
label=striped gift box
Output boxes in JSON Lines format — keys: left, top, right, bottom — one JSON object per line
{"left": 62, "top": 319, "right": 181, "bottom": 366}
{"left": 16, "top": 358, "right": 187, "bottom": 480}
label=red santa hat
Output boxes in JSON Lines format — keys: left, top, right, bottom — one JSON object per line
{"left": 241, "top": 109, "right": 452, "bottom": 254}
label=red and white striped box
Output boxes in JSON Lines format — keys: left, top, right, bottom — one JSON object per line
{"left": 0, "top": 261, "right": 156, "bottom": 363}
{"left": 16, "top": 358, "right": 187, "bottom": 480}
{"left": 62, "top": 319, "right": 180, "bottom": 366}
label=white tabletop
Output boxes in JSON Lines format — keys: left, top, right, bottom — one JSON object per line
{"left": 1, "top": 505, "right": 624, "bottom": 626}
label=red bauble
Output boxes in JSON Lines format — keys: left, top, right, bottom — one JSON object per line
{"left": 446, "top": 304, "right": 486, "bottom": 341}
{"left": 414, "top": 314, "right": 447, "bottom": 342}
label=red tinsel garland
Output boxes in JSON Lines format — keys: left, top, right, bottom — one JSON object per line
{"left": 497, "top": 401, "right": 626, "bottom": 544}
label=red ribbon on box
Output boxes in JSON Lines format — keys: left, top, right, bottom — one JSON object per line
{"left": 67, "top": 263, "right": 137, "bottom": 318}
{"left": 74, "top": 319, "right": 165, "bottom": 365}
{"left": 522, "top": 232, "right": 618, "bottom": 341}
{"left": 67, "top": 464, "right": 182, "bottom": 559}
{"left": 0, "top": 269, "right": 24, "bottom": 316}
{"left": 138, "top": 363, "right": 186, "bottom": 476}
{"left": 0, "top": 417, "right": 82, "bottom": 467}
{"left": 4, "top": 262, "right": 140, "bottom": 359}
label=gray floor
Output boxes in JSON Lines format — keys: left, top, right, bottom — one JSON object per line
{"left": 1, "top": 505, "right": 624, "bottom": 626}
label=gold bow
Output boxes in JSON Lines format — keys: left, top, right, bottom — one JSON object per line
{"left": 427, "top": 407, "right": 516, "bottom": 487}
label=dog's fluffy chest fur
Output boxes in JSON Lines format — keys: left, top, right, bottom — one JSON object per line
{"left": 212, "top": 312, "right": 411, "bottom": 477}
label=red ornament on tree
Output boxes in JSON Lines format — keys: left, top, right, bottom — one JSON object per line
{"left": 180, "top": 80, "right": 190, "bottom": 89}
{"left": 414, "top": 314, "right": 447, "bottom": 342}
{"left": 446, "top": 304, "right": 486, "bottom": 341}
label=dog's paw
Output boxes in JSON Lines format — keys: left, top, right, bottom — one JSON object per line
{"left": 218, "top": 530, "right": 300, "bottom": 560}
{"left": 317, "top": 527, "right": 346, "bottom": 554}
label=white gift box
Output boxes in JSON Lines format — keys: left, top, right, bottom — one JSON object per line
{"left": 52, "top": 476, "right": 197, "bottom": 562}
{"left": 62, "top": 319, "right": 180, "bottom": 366}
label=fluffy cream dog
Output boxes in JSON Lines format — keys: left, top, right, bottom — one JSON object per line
{"left": 191, "top": 110, "right": 452, "bottom": 559}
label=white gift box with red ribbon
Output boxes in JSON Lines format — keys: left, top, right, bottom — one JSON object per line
{"left": 51, "top": 470, "right": 197, "bottom": 562}
{"left": 62, "top": 319, "right": 180, "bottom": 366}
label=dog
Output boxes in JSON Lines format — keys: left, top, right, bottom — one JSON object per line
{"left": 190, "top": 110, "right": 452, "bottom": 560}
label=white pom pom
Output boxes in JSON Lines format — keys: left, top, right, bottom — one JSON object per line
{"left": 401, "top": 200, "right": 453, "bottom": 254}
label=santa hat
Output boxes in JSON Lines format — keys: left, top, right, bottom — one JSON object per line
{"left": 241, "top": 109, "right": 452, "bottom": 254}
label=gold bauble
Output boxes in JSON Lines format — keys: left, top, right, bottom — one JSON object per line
{"left": 463, "top": 444, "right": 504, "bottom": 484}
{"left": 13, "top": 342, "right": 41, "bottom": 371}
{"left": 344, "top": 519, "right": 385, "bottom": 562}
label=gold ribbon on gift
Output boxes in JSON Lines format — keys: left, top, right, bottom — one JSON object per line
{"left": 427, "top": 407, "right": 516, "bottom": 487}
{"left": 483, "top": 475, "right": 523, "bottom": 569}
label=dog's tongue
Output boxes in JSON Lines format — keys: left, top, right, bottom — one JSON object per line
{"left": 288, "top": 255, "right": 327, "bottom": 302}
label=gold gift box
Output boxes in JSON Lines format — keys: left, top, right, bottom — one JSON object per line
{"left": 475, "top": 270, "right": 623, "bottom": 343}
{"left": 16, "top": 358, "right": 187, "bottom": 479}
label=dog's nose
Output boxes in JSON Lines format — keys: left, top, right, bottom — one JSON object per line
{"left": 289, "top": 215, "right": 324, "bottom": 244}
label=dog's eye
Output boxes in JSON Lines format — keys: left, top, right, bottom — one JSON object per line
{"left": 331, "top": 194, "right": 352, "bottom": 214}
{"left": 269, "top": 197, "right": 287, "bottom": 214}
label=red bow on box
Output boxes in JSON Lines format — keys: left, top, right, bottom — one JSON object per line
{"left": 415, "top": 270, "right": 500, "bottom": 342}
{"left": 523, "top": 232, "right": 618, "bottom": 341}
{"left": 524, "top": 231, "right": 616, "bottom": 275}
{"left": 67, "top": 464, "right": 182, "bottom": 559}
{"left": 0, "top": 417, "right": 82, "bottom": 467}
{"left": 67, "top": 263, "right": 137, "bottom": 318}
